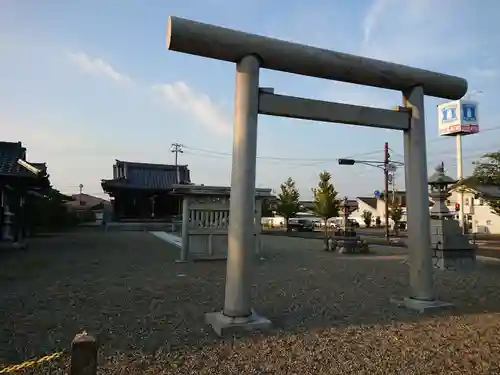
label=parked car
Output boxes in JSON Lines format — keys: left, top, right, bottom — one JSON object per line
{"left": 288, "top": 218, "right": 315, "bottom": 232}
{"left": 348, "top": 219, "right": 360, "bottom": 228}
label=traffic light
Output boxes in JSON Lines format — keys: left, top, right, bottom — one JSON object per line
{"left": 338, "top": 159, "right": 356, "bottom": 165}
{"left": 455, "top": 203, "right": 460, "bottom": 212}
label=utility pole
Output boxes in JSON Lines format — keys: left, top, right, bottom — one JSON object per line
{"left": 338, "top": 147, "right": 402, "bottom": 241}
{"left": 171, "top": 143, "right": 184, "bottom": 183}
{"left": 384, "top": 142, "right": 390, "bottom": 239}
{"left": 79, "top": 184, "right": 83, "bottom": 205}
{"left": 171, "top": 143, "right": 184, "bottom": 215}
{"left": 171, "top": 143, "right": 184, "bottom": 167}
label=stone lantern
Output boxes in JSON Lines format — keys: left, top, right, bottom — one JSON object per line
{"left": 428, "top": 162, "right": 457, "bottom": 218}
{"left": 428, "top": 163, "right": 476, "bottom": 270}
{"left": 339, "top": 197, "right": 352, "bottom": 234}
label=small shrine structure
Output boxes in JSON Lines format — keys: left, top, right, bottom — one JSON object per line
{"left": 428, "top": 163, "right": 476, "bottom": 270}
{"left": 170, "top": 184, "right": 274, "bottom": 261}
{"left": 327, "top": 197, "right": 369, "bottom": 254}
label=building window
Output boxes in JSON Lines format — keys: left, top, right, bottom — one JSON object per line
{"left": 465, "top": 198, "right": 469, "bottom": 206}
{"left": 486, "top": 220, "right": 492, "bottom": 226}
{"left": 446, "top": 200, "right": 451, "bottom": 205}
{"left": 479, "top": 199, "right": 484, "bottom": 206}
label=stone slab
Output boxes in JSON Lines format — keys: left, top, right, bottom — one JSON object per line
{"left": 433, "top": 256, "right": 476, "bottom": 271}
{"left": 150, "top": 231, "right": 182, "bottom": 248}
{"left": 390, "top": 297, "right": 453, "bottom": 313}
{"left": 205, "top": 310, "right": 272, "bottom": 337}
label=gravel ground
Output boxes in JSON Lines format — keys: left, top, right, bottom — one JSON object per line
{"left": 1, "top": 231, "right": 500, "bottom": 374}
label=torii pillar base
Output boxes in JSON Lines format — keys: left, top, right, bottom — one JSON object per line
{"left": 390, "top": 297, "right": 453, "bottom": 313}
{"left": 205, "top": 310, "right": 272, "bottom": 337}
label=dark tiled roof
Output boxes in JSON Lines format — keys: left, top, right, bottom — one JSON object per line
{"left": 30, "top": 162, "right": 48, "bottom": 174}
{"left": 0, "top": 141, "right": 44, "bottom": 178}
{"left": 378, "top": 191, "right": 408, "bottom": 207}
{"left": 357, "top": 197, "right": 377, "bottom": 209}
{"left": 102, "top": 160, "right": 191, "bottom": 190}
{"left": 455, "top": 176, "right": 500, "bottom": 198}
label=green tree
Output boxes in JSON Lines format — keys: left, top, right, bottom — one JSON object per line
{"left": 389, "top": 202, "right": 403, "bottom": 235}
{"left": 361, "top": 210, "right": 372, "bottom": 228}
{"left": 312, "top": 171, "right": 340, "bottom": 248}
{"left": 276, "top": 177, "right": 301, "bottom": 230}
{"left": 472, "top": 152, "right": 500, "bottom": 216}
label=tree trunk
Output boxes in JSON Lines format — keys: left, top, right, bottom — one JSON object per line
{"left": 285, "top": 217, "right": 291, "bottom": 232}
{"left": 323, "top": 218, "right": 328, "bottom": 250}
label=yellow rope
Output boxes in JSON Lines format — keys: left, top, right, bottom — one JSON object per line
{"left": 0, "top": 350, "right": 65, "bottom": 373}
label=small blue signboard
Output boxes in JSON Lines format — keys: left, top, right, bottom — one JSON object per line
{"left": 462, "top": 103, "right": 477, "bottom": 122}
{"left": 441, "top": 105, "right": 458, "bottom": 123}
{"left": 374, "top": 190, "right": 381, "bottom": 197}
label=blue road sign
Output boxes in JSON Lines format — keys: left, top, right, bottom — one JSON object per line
{"left": 374, "top": 190, "right": 381, "bottom": 197}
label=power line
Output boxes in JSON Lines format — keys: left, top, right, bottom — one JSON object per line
{"left": 182, "top": 145, "right": 383, "bottom": 161}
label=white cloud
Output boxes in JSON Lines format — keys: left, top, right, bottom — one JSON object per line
{"left": 67, "top": 51, "right": 134, "bottom": 86}
{"left": 359, "top": 0, "right": 471, "bottom": 68}
{"left": 152, "top": 81, "right": 232, "bottom": 136}
{"left": 362, "top": 0, "right": 389, "bottom": 44}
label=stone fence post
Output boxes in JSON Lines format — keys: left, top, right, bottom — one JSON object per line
{"left": 70, "top": 331, "right": 98, "bottom": 375}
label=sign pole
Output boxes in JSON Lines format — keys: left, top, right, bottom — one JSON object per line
{"left": 437, "top": 98, "right": 480, "bottom": 236}
{"left": 456, "top": 133, "right": 466, "bottom": 233}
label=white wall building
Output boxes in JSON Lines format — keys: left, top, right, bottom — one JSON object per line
{"left": 353, "top": 193, "right": 410, "bottom": 227}
{"left": 447, "top": 179, "right": 500, "bottom": 234}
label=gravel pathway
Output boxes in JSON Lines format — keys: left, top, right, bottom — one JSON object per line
{"left": 0, "top": 231, "right": 499, "bottom": 374}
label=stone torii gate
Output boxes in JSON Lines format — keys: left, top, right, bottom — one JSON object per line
{"left": 166, "top": 16, "right": 468, "bottom": 336}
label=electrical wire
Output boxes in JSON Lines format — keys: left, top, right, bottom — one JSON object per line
{"left": 60, "top": 126, "right": 500, "bottom": 196}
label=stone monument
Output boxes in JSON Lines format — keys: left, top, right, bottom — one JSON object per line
{"left": 328, "top": 197, "right": 369, "bottom": 254}
{"left": 428, "top": 163, "right": 476, "bottom": 270}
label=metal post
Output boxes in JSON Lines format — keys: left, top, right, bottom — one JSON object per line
{"left": 384, "top": 142, "right": 390, "bottom": 239}
{"left": 223, "top": 55, "right": 260, "bottom": 318}
{"left": 456, "top": 134, "right": 465, "bottom": 233}
{"left": 403, "top": 86, "right": 435, "bottom": 301}
{"left": 179, "top": 197, "right": 190, "bottom": 262}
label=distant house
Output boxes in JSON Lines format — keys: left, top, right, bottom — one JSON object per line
{"left": 449, "top": 177, "right": 500, "bottom": 234}
{"left": 65, "top": 193, "right": 111, "bottom": 221}
{"left": 101, "top": 160, "right": 191, "bottom": 220}
{"left": 354, "top": 197, "right": 378, "bottom": 218}
{"left": 353, "top": 191, "right": 433, "bottom": 226}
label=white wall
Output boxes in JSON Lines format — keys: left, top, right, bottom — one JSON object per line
{"left": 374, "top": 199, "right": 407, "bottom": 225}
{"left": 447, "top": 190, "right": 500, "bottom": 234}
{"left": 352, "top": 200, "right": 378, "bottom": 226}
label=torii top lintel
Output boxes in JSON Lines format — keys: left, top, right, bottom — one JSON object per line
{"left": 166, "top": 16, "right": 467, "bottom": 100}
